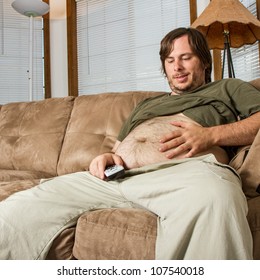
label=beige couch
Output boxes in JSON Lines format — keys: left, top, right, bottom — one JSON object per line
{"left": 0, "top": 79, "right": 259, "bottom": 260}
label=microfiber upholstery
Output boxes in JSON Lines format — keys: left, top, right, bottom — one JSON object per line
{"left": 0, "top": 97, "right": 75, "bottom": 176}
{"left": 247, "top": 197, "right": 260, "bottom": 260}
{"left": 73, "top": 208, "right": 157, "bottom": 260}
{"left": 0, "top": 169, "right": 51, "bottom": 182}
{"left": 0, "top": 179, "right": 41, "bottom": 202}
{"left": 230, "top": 130, "right": 260, "bottom": 199}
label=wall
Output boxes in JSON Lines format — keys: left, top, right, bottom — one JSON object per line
{"left": 49, "top": 0, "right": 68, "bottom": 98}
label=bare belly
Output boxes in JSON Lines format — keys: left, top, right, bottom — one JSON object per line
{"left": 115, "top": 114, "right": 229, "bottom": 169}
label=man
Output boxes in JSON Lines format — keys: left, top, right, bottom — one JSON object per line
{"left": 1, "top": 28, "right": 260, "bottom": 260}
{"left": 90, "top": 28, "right": 260, "bottom": 175}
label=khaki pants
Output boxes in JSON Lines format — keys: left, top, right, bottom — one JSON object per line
{"left": 0, "top": 154, "right": 253, "bottom": 260}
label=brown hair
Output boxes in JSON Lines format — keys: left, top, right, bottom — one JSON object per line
{"left": 159, "top": 27, "right": 212, "bottom": 84}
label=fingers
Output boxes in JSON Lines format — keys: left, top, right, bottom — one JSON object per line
{"left": 159, "top": 121, "right": 203, "bottom": 158}
{"left": 89, "top": 153, "right": 124, "bottom": 180}
{"left": 112, "top": 155, "right": 124, "bottom": 167}
{"left": 159, "top": 134, "right": 183, "bottom": 152}
{"left": 169, "top": 121, "right": 187, "bottom": 127}
{"left": 89, "top": 155, "right": 107, "bottom": 180}
{"left": 159, "top": 121, "right": 186, "bottom": 144}
{"left": 159, "top": 130, "right": 182, "bottom": 145}
{"left": 164, "top": 143, "right": 195, "bottom": 159}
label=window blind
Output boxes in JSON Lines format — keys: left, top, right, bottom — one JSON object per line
{"left": 222, "top": 0, "right": 260, "bottom": 80}
{"left": 0, "top": 0, "right": 45, "bottom": 104}
{"left": 76, "top": 0, "right": 190, "bottom": 95}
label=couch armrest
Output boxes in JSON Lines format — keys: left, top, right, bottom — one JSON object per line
{"left": 230, "top": 129, "right": 260, "bottom": 198}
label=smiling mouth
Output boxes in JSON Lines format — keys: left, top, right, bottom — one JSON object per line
{"left": 174, "top": 74, "right": 188, "bottom": 82}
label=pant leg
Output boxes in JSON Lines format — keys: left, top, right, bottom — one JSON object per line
{"left": 120, "top": 155, "right": 253, "bottom": 260}
{"left": 0, "top": 171, "right": 131, "bottom": 260}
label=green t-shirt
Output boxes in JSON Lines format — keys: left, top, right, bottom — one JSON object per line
{"left": 118, "top": 78, "right": 260, "bottom": 141}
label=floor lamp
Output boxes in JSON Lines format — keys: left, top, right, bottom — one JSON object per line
{"left": 191, "top": 0, "right": 260, "bottom": 79}
{"left": 11, "top": 0, "right": 49, "bottom": 101}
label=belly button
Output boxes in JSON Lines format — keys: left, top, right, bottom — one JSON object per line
{"left": 135, "top": 136, "right": 147, "bottom": 142}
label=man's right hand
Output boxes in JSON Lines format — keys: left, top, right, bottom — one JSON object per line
{"left": 88, "top": 153, "right": 124, "bottom": 180}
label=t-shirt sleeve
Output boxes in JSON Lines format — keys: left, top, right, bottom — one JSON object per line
{"left": 228, "top": 80, "right": 260, "bottom": 119}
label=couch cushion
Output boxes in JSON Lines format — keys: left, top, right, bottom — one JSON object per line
{"left": 0, "top": 169, "right": 52, "bottom": 182}
{"left": 46, "top": 227, "right": 76, "bottom": 260}
{"left": 0, "top": 97, "right": 75, "bottom": 176}
{"left": 57, "top": 91, "right": 164, "bottom": 175}
{"left": 230, "top": 129, "right": 260, "bottom": 198}
{"left": 73, "top": 208, "right": 157, "bottom": 260}
{"left": 247, "top": 196, "right": 260, "bottom": 260}
{"left": 0, "top": 179, "right": 40, "bottom": 202}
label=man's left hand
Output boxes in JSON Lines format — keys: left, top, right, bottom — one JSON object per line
{"left": 159, "top": 121, "right": 213, "bottom": 159}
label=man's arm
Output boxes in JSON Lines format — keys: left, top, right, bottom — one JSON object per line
{"left": 159, "top": 111, "right": 260, "bottom": 159}
{"left": 89, "top": 140, "right": 123, "bottom": 179}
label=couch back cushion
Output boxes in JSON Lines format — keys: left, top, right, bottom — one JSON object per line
{"left": 0, "top": 97, "right": 75, "bottom": 176}
{"left": 57, "top": 91, "right": 164, "bottom": 175}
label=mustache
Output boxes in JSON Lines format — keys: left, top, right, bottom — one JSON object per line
{"left": 172, "top": 73, "right": 188, "bottom": 78}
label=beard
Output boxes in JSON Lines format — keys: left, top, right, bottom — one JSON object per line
{"left": 168, "top": 75, "right": 205, "bottom": 95}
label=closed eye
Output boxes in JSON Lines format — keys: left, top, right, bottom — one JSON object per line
{"left": 182, "top": 55, "right": 192, "bottom": 60}
{"left": 166, "top": 58, "right": 174, "bottom": 63}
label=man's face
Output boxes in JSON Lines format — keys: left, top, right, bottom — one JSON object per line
{"left": 164, "top": 35, "right": 206, "bottom": 95}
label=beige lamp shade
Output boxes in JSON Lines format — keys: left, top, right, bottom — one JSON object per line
{"left": 191, "top": 0, "right": 260, "bottom": 49}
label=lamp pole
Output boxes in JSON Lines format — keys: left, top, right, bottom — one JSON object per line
{"left": 11, "top": 0, "right": 49, "bottom": 101}
{"left": 222, "top": 30, "right": 236, "bottom": 79}
{"left": 28, "top": 14, "right": 33, "bottom": 101}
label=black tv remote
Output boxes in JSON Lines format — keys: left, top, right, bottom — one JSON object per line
{"left": 104, "top": 165, "right": 125, "bottom": 180}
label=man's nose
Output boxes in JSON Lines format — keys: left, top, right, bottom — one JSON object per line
{"left": 173, "top": 59, "right": 183, "bottom": 70}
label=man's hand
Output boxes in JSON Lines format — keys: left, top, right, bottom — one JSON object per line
{"left": 159, "top": 112, "right": 260, "bottom": 159}
{"left": 159, "top": 121, "right": 214, "bottom": 159}
{"left": 89, "top": 153, "right": 124, "bottom": 180}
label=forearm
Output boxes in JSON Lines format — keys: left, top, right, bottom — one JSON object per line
{"left": 209, "top": 112, "right": 260, "bottom": 147}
